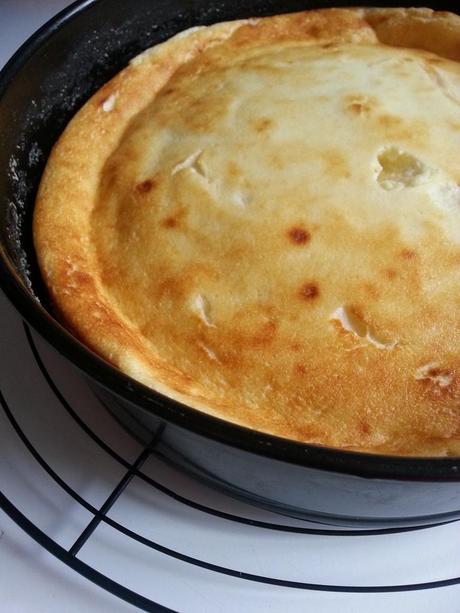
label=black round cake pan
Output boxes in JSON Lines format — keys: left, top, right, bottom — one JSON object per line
{"left": 1, "top": 0, "right": 460, "bottom": 528}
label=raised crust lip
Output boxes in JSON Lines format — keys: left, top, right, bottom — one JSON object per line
{"left": 33, "top": 6, "right": 460, "bottom": 458}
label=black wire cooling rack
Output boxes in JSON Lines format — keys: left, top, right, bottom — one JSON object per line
{"left": 1, "top": 320, "right": 460, "bottom": 613}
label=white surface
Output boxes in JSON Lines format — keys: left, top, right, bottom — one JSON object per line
{"left": 1, "top": 2, "right": 460, "bottom": 612}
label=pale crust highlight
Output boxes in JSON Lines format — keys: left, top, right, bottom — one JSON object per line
{"left": 34, "top": 8, "right": 460, "bottom": 456}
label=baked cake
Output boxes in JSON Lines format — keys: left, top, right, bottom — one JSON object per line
{"left": 34, "top": 8, "right": 460, "bottom": 456}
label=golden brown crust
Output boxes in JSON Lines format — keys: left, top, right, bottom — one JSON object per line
{"left": 34, "top": 8, "right": 460, "bottom": 456}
